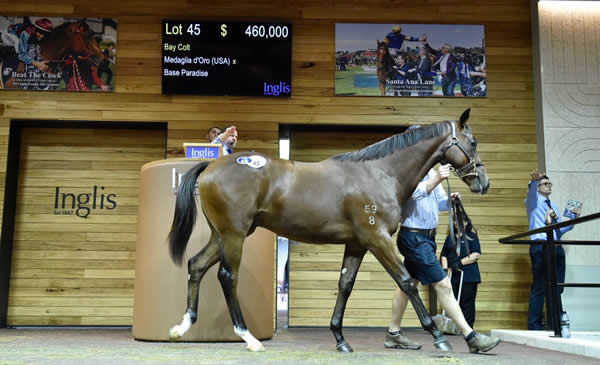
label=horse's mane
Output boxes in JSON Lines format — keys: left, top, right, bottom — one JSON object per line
{"left": 45, "top": 21, "right": 91, "bottom": 42}
{"left": 42, "top": 22, "right": 72, "bottom": 44}
{"left": 331, "top": 121, "right": 449, "bottom": 162}
{"left": 52, "top": 22, "right": 72, "bottom": 33}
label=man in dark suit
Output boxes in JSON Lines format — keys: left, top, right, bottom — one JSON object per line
{"left": 414, "top": 47, "right": 434, "bottom": 96}
{"left": 424, "top": 41, "right": 457, "bottom": 96}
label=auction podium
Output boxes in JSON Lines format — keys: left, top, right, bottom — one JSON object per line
{"left": 133, "top": 158, "right": 274, "bottom": 341}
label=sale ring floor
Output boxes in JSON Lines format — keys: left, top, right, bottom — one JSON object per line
{"left": 0, "top": 327, "right": 597, "bottom": 364}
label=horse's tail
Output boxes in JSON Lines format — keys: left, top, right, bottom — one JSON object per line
{"left": 168, "top": 161, "right": 210, "bottom": 266}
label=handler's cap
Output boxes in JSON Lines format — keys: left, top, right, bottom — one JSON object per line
{"left": 392, "top": 25, "right": 402, "bottom": 32}
{"left": 34, "top": 18, "right": 53, "bottom": 32}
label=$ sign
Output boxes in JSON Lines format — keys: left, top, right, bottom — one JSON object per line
{"left": 221, "top": 24, "right": 228, "bottom": 37}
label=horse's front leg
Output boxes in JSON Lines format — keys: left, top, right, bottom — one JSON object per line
{"left": 330, "top": 244, "right": 367, "bottom": 352}
{"left": 369, "top": 237, "right": 452, "bottom": 352}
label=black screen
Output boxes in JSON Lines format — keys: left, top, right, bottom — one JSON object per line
{"left": 161, "top": 20, "right": 292, "bottom": 97}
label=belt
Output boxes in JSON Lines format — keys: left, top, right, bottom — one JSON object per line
{"left": 400, "top": 227, "right": 436, "bottom": 238}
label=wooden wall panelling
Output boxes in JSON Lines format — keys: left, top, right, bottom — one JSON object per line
{"left": 7, "top": 126, "right": 166, "bottom": 325}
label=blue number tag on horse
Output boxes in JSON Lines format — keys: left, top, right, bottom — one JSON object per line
{"left": 236, "top": 155, "right": 267, "bottom": 168}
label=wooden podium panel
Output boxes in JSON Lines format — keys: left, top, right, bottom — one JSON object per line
{"left": 133, "top": 158, "right": 274, "bottom": 341}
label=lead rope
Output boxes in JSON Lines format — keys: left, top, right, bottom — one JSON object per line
{"left": 441, "top": 178, "right": 460, "bottom": 317}
{"left": 454, "top": 198, "right": 472, "bottom": 256}
{"left": 445, "top": 179, "right": 460, "bottom": 258}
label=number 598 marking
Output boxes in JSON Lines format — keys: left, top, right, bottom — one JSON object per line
{"left": 364, "top": 205, "right": 377, "bottom": 214}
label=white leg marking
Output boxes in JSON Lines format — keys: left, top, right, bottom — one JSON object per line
{"left": 234, "top": 326, "right": 265, "bottom": 352}
{"left": 169, "top": 313, "right": 192, "bottom": 340}
{"left": 341, "top": 267, "right": 347, "bottom": 275}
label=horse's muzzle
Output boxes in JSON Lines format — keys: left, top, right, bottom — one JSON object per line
{"left": 481, "top": 180, "right": 490, "bottom": 194}
{"left": 469, "top": 176, "right": 490, "bottom": 195}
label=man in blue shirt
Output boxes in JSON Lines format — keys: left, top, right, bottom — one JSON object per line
{"left": 385, "top": 127, "right": 500, "bottom": 353}
{"left": 8, "top": 18, "right": 53, "bottom": 73}
{"left": 525, "top": 169, "right": 580, "bottom": 330}
{"left": 212, "top": 125, "right": 238, "bottom": 156}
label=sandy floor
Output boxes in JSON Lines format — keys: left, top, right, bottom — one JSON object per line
{"left": 0, "top": 327, "right": 597, "bottom": 365}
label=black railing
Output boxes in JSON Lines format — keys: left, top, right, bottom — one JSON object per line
{"left": 499, "top": 212, "right": 600, "bottom": 337}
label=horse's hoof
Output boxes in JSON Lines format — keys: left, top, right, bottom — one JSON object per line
{"left": 247, "top": 342, "right": 265, "bottom": 352}
{"left": 169, "top": 326, "right": 182, "bottom": 341}
{"left": 434, "top": 336, "right": 453, "bottom": 352}
{"left": 336, "top": 341, "right": 354, "bottom": 352}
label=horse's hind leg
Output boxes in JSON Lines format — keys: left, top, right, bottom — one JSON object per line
{"left": 368, "top": 236, "right": 452, "bottom": 351}
{"left": 218, "top": 233, "right": 264, "bottom": 352}
{"left": 169, "top": 233, "right": 221, "bottom": 340}
{"left": 330, "top": 244, "right": 367, "bottom": 352}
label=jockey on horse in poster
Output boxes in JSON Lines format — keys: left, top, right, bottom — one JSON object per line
{"left": 377, "top": 25, "right": 426, "bottom": 95}
{"left": 383, "top": 25, "right": 426, "bottom": 58}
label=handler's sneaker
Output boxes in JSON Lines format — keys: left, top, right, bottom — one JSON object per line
{"left": 384, "top": 331, "right": 422, "bottom": 350}
{"left": 466, "top": 332, "right": 501, "bottom": 353}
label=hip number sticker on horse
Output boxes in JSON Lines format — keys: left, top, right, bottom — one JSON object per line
{"left": 364, "top": 204, "right": 377, "bottom": 225}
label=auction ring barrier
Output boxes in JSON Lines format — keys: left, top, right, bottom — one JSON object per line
{"left": 133, "top": 158, "right": 274, "bottom": 341}
{"left": 499, "top": 212, "right": 600, "bottom": 337}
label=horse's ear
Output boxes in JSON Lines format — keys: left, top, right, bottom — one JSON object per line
{"left": 459, "top": 108, "right": 471, "bottom": 128}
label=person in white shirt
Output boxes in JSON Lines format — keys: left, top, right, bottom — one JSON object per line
{"left": 385, "top": 125, "right": 500, "bottom": 354}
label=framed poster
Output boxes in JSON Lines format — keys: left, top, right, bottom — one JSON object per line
{"left": 0, "top": 16, "right": 117, "bottom": 91}
{"left": 335, "top": 23, "right": 486, "bottom": 97}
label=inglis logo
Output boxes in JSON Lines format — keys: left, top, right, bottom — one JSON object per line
{"left": 263, "top": 82, "right": 291, "bottom": 96}
{"left": 53, "top": 186, "right": 117, "bottom": 218}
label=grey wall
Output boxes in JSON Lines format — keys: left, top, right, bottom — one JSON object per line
{"left": 537, "top": 0, "right": 600, "bottom": 331}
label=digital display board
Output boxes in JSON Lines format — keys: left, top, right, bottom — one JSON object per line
{"left": 162, "top": 20, "right": 292, "bottom": 97}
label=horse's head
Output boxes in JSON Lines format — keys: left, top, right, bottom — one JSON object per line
{"left": 68, "top": 20, "right": 104, "bottom": 65}
{"left": 376, "top": 41, "right": 395, "bottom": 83}
{"left": 440, "top": 109, "right": 490, "bottom": 194}
{"left": 376, "top": 41, "right": 388, "bottom": 59}
{"left": 41, "top": 20, "right": 105, "bottom": 67}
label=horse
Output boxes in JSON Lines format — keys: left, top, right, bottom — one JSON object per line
{"left": 168, "top": 109, "right": 489, "bottom": 352}
{"left": 376, "top": 41, "right": 396, "bottom": 96}
{"left": 39, "top": 20, "right": 105, "bottom": 90}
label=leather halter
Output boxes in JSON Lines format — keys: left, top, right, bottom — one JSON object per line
{"left": 439, "top": 122, "right": 483, "bottom": 179}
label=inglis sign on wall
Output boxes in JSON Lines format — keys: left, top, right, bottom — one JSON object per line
{"left": 53, "top": 185, "right": 117, "bottom": 218}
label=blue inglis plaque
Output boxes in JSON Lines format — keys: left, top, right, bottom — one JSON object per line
{"left": 184, "top": 143, "right": 221, "bottom": 160}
